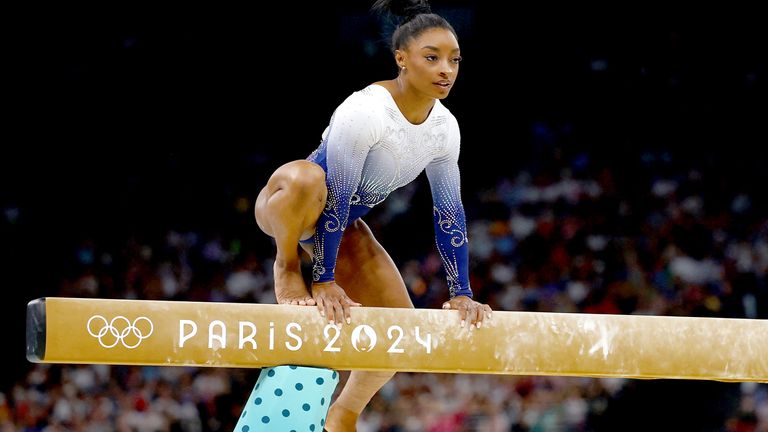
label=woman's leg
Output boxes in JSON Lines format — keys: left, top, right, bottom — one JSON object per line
{"left": 254, "top": 160, "right": 327, "bottom": 305}
{"left": 323, "top": 219, "right": 414, "bottom": 431}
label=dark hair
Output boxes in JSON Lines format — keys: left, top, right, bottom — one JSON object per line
{"left": 371, "top": 0, "right": 457, "bottom": 51}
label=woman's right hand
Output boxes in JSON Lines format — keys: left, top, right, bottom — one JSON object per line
{"left": 311, "top": 281, "right": 362, "bottom": 326}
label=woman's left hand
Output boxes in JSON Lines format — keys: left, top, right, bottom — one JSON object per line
{"left": 442, "top": 296, "right": 493, "bottom": 329}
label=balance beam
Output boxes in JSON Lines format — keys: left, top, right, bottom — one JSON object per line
{"left": 26, "top": 297, "right": 768, "bottom": 382}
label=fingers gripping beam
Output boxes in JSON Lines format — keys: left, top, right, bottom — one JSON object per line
{"left": 26, "top": 297, "right": 768, "bottom": 382}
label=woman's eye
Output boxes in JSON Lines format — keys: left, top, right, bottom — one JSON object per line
{"left": 452, "top": 56, "right": 463, "bottom": 64}
{"left": 425, "top": 55, "right": 438, "bottom": 61}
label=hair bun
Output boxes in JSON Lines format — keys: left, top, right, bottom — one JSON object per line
{"left": 372, "top": 0, "right": 431, "bottom": 22}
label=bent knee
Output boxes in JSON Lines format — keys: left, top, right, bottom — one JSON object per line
{"left": 272, "top": 160, "right": 326, "bottom": 194}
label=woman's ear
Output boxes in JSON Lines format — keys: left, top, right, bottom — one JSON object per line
{"left": 394, "top": 49, "right": 407, "bottom": 70}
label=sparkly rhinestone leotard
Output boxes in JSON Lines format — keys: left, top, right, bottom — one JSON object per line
{"left": 305, "top": 84, "right": 471, "bottom": 298}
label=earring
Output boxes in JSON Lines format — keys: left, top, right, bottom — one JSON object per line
{"left": 401, "top": 65, "right": 406, "bottom": 71}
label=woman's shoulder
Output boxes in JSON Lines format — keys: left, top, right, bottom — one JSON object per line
{"left": 432, "top": 99, "right": 456, "bottom": 117}
{"left": 333, "top": 84, "right": 389, "bottom": 113}
{"left": 360, "top": 82, "right": 390, "bottom": 96}
{"left": 432, "top": 100, "right": 460, "bottom": 130}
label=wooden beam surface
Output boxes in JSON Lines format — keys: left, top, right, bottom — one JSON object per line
{"left": 26, "top": 297, "right": 768, "bottom": 382}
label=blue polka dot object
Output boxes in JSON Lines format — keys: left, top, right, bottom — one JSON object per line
{"left": 235, "top": 365, "right": 339, "bottom": 431}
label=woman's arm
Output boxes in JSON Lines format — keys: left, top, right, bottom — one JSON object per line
{"left": 426, "top": 121, "right": 492, "bottom": 328}
{"left": 312, "top": 98, "right": 382, "bottom": 285}
{"left": 425, "top": 151, "right": 472, "bottom": 299}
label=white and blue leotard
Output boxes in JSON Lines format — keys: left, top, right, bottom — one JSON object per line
{"left": 306, "top": 84, "right": 472, "bottom": 298}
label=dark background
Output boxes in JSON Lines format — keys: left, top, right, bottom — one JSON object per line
{"left": 2, "top": 2, "right": 766, "bottom": 429}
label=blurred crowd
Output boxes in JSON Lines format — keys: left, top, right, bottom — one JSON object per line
{"left": 4, "top": 144, "right": 768, "bottom": 431}
{"left": 3, "top": 2, "right": 765, "bottom": 430}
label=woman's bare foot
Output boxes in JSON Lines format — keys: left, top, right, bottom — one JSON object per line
{"left": 324, "top": 404, "right": 358, "bottom": 432}
{"left": 273, "top": 261, "right": 316, "bottom": 306}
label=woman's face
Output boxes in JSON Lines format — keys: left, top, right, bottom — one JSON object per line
{"left": 397, "top": 27, "right": 461, "bottom": 100}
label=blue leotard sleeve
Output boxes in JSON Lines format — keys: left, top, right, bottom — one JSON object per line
{"left": 311, "top": 99, "right": 382, "bottom": 284}
{"left": 425, "top": 124, "right": 472, "bottom": 298}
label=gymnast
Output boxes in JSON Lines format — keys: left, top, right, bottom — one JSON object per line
{"left": 254, "top": 0, "right": 492, "bottom": 429}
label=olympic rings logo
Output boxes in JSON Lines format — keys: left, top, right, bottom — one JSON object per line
{"left": 87, "top": 315, "right": 154, "bottom": 349}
